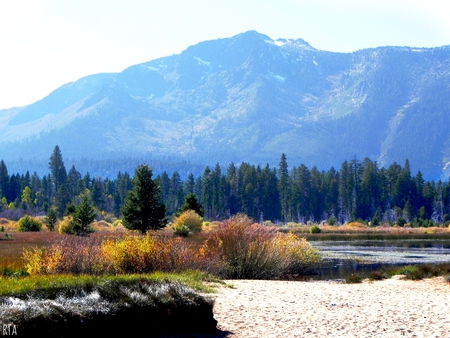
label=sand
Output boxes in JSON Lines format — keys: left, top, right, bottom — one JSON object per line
{"left": 210, "top": 277, "right": 450, "bottom": 337}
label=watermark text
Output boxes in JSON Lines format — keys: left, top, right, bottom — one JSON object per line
{"left": 1, "top": 324, "right": 17, "bottom": 336}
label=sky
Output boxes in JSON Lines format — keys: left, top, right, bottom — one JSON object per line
{"left": 0, "top": 0, "right": 449, "bottom": 110}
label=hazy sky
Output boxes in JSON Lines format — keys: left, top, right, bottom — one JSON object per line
{"left": 1, "top": 0, "right": 449, "bottom": 110}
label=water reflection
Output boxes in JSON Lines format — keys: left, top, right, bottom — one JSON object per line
{"left": 310, "top": 239, "right": 450, "bottom": 280}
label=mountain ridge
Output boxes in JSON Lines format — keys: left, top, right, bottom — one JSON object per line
{"left": 1, "top": 30, "right": 449, "bottom": 179}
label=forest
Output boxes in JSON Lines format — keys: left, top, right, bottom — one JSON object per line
{"left": 0, "top": 146, "right": 449, "bottom": 226}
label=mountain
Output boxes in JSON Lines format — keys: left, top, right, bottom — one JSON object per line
{"left": 1, "top": 30, "right": 450, "bottom": 179}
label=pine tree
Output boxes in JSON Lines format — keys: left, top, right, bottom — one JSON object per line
{"left": 121, "top": 165, "right": 167, "bottom": 233}
{"left": 278, "top": 153, "right": 290, "bottom": 222}
{"left": 44, "top": 208, "right": 58, "bottom": 231}
{"left": 72, "top": 195, "right": 96, "bottom": 236}
{"left": 176, "top": 193, "right": 204, "bottom": 217}
{"left": 48, "top": 145, "right": 67, "bottom": 194}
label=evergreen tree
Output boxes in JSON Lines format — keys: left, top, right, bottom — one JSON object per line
{"left": 176, "top": 193, "right": 204, "bottom": 217}
{"left": 121, "top": 165, "right": 167, "bottom": 233}
{"left": 0, "top": 160, "right": 8, "bottom": 199}
{"left": 278, "top": 153, "right": 290, "bottom": 222}
{"left": 44, "top": 208, "right": 58, "bottom": 231}
{"left": 48, "top": 145, "right": 67, "bottom": 194}
{"left": 73, "top": 195, "right": 96, "bottom": 236}
{"left": 67, "top": 165, "right": 82, "bottom": 198}
{"left": 184, "top": 173, "right": 196, "bottom": 195}
{"left": 201, "top": 166, "right": 213, "bottom": 219}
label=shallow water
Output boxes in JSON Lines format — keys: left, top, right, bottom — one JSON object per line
{"left": 310, "top": 239, "right": 450, "bottom": 280}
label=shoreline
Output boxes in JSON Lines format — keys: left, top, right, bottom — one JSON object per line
{"left": 211, "top": 276, "right": 450, "bottom": 337}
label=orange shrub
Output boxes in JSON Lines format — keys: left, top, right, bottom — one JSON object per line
{"left": 199, "top": 214, "right": 321, "bottom": 279}
{"left": 23, "top": 236, "right": 106, "bottom": 275}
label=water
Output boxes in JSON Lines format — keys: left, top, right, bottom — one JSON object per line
{"left": 309, "top": 239, "right": 450, "bottom": 280}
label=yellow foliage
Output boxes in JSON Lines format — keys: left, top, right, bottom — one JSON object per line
{"left": 23, "top": 248, "right": 46, "bottom": 275}
{"left": 58, "top": 217, "right": 76, "bottom": 234}
{"left": 173, "top": 210, "right": 203, "bottom": 235}
{"left": 102, "top": 234, "right": 157, "bottom": 274}
{"left": 346, "top": 222, "right": 367, "bottom": 228}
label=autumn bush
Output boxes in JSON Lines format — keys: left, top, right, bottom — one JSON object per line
{"left": 23, "top": 232, "right": 198, "bottom": 275}
{"left": 199, "top": 214, "right": 321, "bottom": 279}
{"left": 173, "top": 210, "right": 203, "bottom": 236}
{"left": 102, "top": 234, "right": 157, "bottom": 273}
{"left": 23, "top": 236, "right": 106, "bottom": 275}
{"left": 274, "top": 233, "right": 322, "bottom": 274}
{"left": 17, "top": 215, "right": 42, "bottom": 232}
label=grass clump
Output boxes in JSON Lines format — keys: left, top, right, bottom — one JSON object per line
{"left": 345, "top": 273, "right": 363, "bottom": 283}
{"left": 368, "top": 263, "right": 450, "bottom": 281}
{"left": 0, "top": 266, "right": 29, "bottom": 279}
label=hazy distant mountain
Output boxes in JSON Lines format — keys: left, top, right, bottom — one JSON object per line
{"left": 1, "top": 30, "right": 450, "bottom": 179}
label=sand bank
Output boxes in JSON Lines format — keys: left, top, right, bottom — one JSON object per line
{"left": 212, "top": 277, "right": 450, "bottom": 337}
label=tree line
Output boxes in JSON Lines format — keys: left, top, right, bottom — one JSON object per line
{"left": 0, "top": 146, "right": 449, "bottom": 226}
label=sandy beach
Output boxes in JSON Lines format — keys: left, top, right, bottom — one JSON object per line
{"left": 211, "top": 277, "right": 450, "bottom": 337}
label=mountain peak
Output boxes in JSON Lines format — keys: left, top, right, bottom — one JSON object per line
{"left": 0, "top": 32, "right": 449, "bottom": 179}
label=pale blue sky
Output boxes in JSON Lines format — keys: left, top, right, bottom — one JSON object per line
{"left": 1, "top": 0, "right": 449, "bottom": 109}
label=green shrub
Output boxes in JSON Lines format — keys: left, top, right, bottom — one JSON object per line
{"left": 309, "top": 225, "right": 321, "bottom": 234}
{"left": 173, "top": 224, "right": 190, "bottom": 237}
{"left": 396, "top": 218, "right": 406, "bottom": 227}
{"left": 43, "top": 208, "right": 58, "bottom": 231}
{"left": 327, "top": 216, "right": 337, "bottom": 226}
{"left": 17, "top": 215, "right": 42, "bottom": 232}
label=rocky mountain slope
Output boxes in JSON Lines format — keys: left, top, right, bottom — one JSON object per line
{"left": 1, "top": 30, "right": 449, "bottom": 179}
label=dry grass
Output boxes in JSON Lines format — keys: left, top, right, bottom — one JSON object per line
{"left": 285, "top": 222, "right": 450, "bottom": 236}
{"left": 0, "top": 222, "right": 125, "bottom": 269}
{"left": 0, "top": 231, "right": 60, "bottom": 268}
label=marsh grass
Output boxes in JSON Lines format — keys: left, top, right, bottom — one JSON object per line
{"left": 285, "top": 224, "right": 450, "bottom": 240}
{"left": 0, "top": 231, "right": 60, "bottom": 267}
{"left": 368, "top": 263, "right": 450, "bottom": 281}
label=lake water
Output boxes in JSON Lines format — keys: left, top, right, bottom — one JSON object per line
{"left": 309, "top": 239, "right": 450, "bottom": 280}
